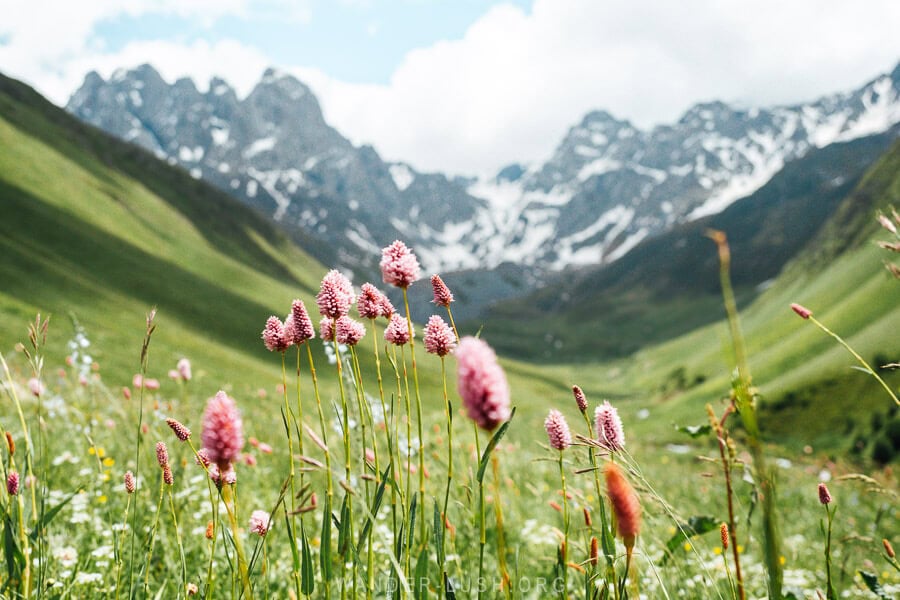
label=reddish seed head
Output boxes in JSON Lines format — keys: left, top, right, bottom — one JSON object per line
{"left": 720, "top": 523, "right": 729, "bottom": 549}
{"left": 249, "top": 510, "right": 271, "bottom": 537}
{"left": 572, "top": 385, "right": 587, "bottom": 413}
{"left": 430, "top": 274, "right": 454, "bottom": 307}
{"left": 818, "top": 482, "right": 832, "bottom": 505}
{"left": 594, "top": 401, "right": 625, "bottom": 451}
{"left": 319, "top": 317, "right": 335, "bottom": 342}
{"left": 544, "top": 409, "right": 572, "bottom": 451}
{"left": 163, "top": 465, "right": 174, "bottom": 486}
{"left": 156, "top": 441, "right": 169, "bottom": 468}
{"left": 317, "top": 270, "right": 354, "bottom": 318}
{"left": 290, "top": 299, "right": 315, "bottom": 343}
{"left": 206, "top": 520, "right": 215, "bottom": 540}
{"left": 201, "top": 391, "right": 244, "bottom": 470}
{"left": 122, "top": 386, "right": 131, "bottom": 400}
{"left": 166, "top": 418, "right": 191, "bottom": 442}
{"left": 590, "top": 537, "right": 599, "bottom": 566}
{"left": 5, "top": 432, "right": 14, "bottom": 456}
{"left": 884, "top": 538, "right": 896, "bottom": 558}
{"left": 124, "top": 471, "right": 136, "bottom": 494}
{"left": 357, "top": 284, "right": 391, "bottom": 320}
{"left": 6, "top": 471, "right": 19, "bottom": 496}
{"left": 455, "top": 336, "right": 511, "bottom": 431}
{"left": 605, "top": 462, "right": 640, "bottom": 544}
{"left": 583, "top": 507, "right": 592, "bottom": 527}
{"left": 384, "top": 313, "right": 412, "bottom": 346}
{"left": 335, "top": 316, "right": 366, "bottom": 346}
{"left": 424, "top": 315, "right": 456, "bottom": 357}
{"left": 790, "top": 303, "right": 812, "bottom": 320}
{"left": 262, "top": 316, "right": 290, "bottom": 352}
{"left": 380, "top": 240, "right": 421, "bottom": 288}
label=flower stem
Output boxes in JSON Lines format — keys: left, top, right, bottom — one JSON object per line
{"left": 402, "top": 287, "right": 427, "bottom": 548}
{"left": 559, "top": 451, "right": 569, "bottom": 600}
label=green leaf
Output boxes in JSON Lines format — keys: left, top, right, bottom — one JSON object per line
{"left": 358, "top": 465, "right": 391, "bottom": 550}
{"left": 432, "top": 500, "right": 443, "bottom": 564}
{"left": 300, "top": 521, "right": 315, "bottom": 596}
{"left": 3, "top": 517, "right": 22, "bottom": 583}
{"left": 444, "top": 573, "right": 456, "bottom": 600}
{"left": 477, "top": 407, "right": 516, "bottom": 483}
{"left": 320, "top": 495, "right": 332, "bottom": 580}
{"left": 413, "top": 547, "right": 429, "bottom": 600}
{"left": 659, "top": 516, "right": 719, "bottom": 565}
{"left": 674, "top": 424, "right": 712, "bottom": 438}
{"left": 858, "top": 571, "right": 891, "bottom": 599}
{"left": 29, "top": 490, "right": 79, "bottom": 541}
{"left": 337, "top": 492, "right": 351, "bottom": 557}
{"left": 408, "top": 493, "right": 417, "bottom": 549}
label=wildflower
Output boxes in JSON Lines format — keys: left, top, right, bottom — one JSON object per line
{"left": 201, "top": 391, "right": 244, "bottom": 469}
{"left": 319, "top": 317, "right": 335, "bottom": 342}
{"left": 262, "top": 316, "right": 290, "bottom": 352}
{"left": 594, "top": 401, "right": 625, "bottom": 451}
{"left": 317, "top": 270, "right": 354, "bottom": 318}
{"left": 144, "top": 378, "right": 160, "bottom": 391}
{"left": 206, "top": 521, "right": 215, "bottom": 540}
{"left": 384, "top": 313, "right": 413, "bottom": 345}
{"left": 167, "top": 369, "right": 179, "bottom": 380}
{"left": 187, "top": 583, "right": 199, "bottom": 596}
{"left": 163, "top": 465, "right": 174, "bottom": 486}
{"left": 335, "top": 316, "right": 366, "bottom": 346}
{"left": 424, "top": 315, "right": 455, "bottom": 357}
{"left": 455, "top": 337, "right": 511, "bottom": 431}
{"left": 290, "top": 299, "right": 315, "bottom": 343}
{"left": 258, "top": 442, "right": 273, "bottom": 454}
{"left": 818, "top": 482, "right": 832, "bottom": 505}
{"left": 790, "top": 303, "right": 812, "bottom": 319}
{"left": 431, "top": 274, "right": 454, "bottom": 307}
{"left": 27, "top": 377, "right": 44, "bottom": 397}
{"left": 878, "top": 213, "right": 897, "bottom": 234}
{"left": 156, "top": 441, "right": 169, "bottom": 467}
{"left": 177, "top": 358, "right": 192, "bottom": 381}
{"left": 7, "top": 471, "right": 19, "bottom": 496}
{"left": 195, "top": 448, "right": 211, "bottom": 468}
{"left": 380, "top": 240, "right": 420, "bottom": 288}
{"left": 720, "top": 523, "right": 729, "bottom": 550}
{"left": 166, "top": 418, "right": 191, "bottom": 442}
{"left": 249, "top": 510, "right": 271, "bottom": 536}
{"left": 124, "top": 471, "right": 135, "bottom": 494}
{"left": 132, "top": 374, "right": 143, "bottom": 388}
{"left": 544, "top": 409, "right": 572, "bottom": 451}
{"left": 572, "top": 385, "right": 588, "bottom": 413}
{"left": 358, "top": 283, "right": 392, "bottom": 319}
{"left": 605, "top": 462, "right": 640, "bottom": 548}
{"left": 122, "top": 386, "right": 131, "bottom": 400}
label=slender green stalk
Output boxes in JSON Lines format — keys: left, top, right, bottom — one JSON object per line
{"left": 114, "top": 494, "right": 132, "bottom": 600}
{"left": 439, "top": 356, "right": 453, "bottom": 596}
{"left": 281, "top": 352, "right": 302, "bottom": 600}
{"left": 401, "top": 287, "right": 427, "bottom": 547}
{"left": 580, "top": 411, "right": 617, "bottom": 589}
{"left": 445, "top": 305, "right": 460, "bottom": 343}
{"left": 350, "top": 346, "right": 377, "bottom": 600}
{"left": 400, "top": 345, "right": 415, "bottom": 578}
{"left": 168, "top": 487, "right": 188, "bottom": 595}
{"left": 332, "top": 339, "right": 355, "bottom": 600}
{"left": 707, "top": 405, "right": 745, "bottom": 600}
{"left": 474, "top": 424, "right": 485, "bottom": 600}
{"left": 808, "top": 315, "right": 899, "bottom": 405}
{"left": 306, "top": 343, "right": 333, "bottom": 600}
{"left": 823, "top": 503, "right": 836, "bottom": 599}
{"left": 143, "top": 470, "right": 166, "bottom": 595}
{"left": 371, "top": 320, "right": 400, "bottom": 559}
{"left": 491, "top": 453, "right": 511, "bottom": 599}
{"left": 558, "top": 451, "right": 569, "bottom": 600}
{"left": 221, "top": 483, "right": 253, "bottom": 599}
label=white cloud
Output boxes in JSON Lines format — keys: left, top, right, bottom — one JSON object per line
{"left": 2, "top": 0, "right": 899, "bottom": 176}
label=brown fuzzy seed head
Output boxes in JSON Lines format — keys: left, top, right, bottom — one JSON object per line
{"left": 572, "top": 385, "right": 587, "bottom": 413}
{"left": 818, "top": 482, "right": 832, "bottom": 505}
{"left": 883, "top": 538, "right": 895, "bottom": 558}
{"left": 124, "top": 471, "right": 136, "bottom": 494}
{"left": 166, "top": 418, "right": 191, "bottom": 442}
{"left": 156, "top": 441, "right": 169, "bottom": 467}
{"left": 206, "top": 521, "right": 215, "bottom": 540}
{"left": 5, "top": 432, "right": 13, "bottom": 456}
{"left": 589, "top": 537, "right": 599, "bottom": 567}
{"left": 720, "top": 523, "right": 729, "bottom": 549}
{"left": 583, "top": 507, "right": 592, "bottom": 527}
{"left": 163, "top": 465, "right": 174, "bottom": 486}
{"left": 604, "top": 462, "right": 640, "bottom": 543}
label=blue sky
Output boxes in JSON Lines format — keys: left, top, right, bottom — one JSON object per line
{"left": 2, "top": 0, "right": 900, "bottom": 174}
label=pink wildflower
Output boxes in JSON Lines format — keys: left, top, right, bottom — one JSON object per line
{"left": 168, "top": 369, "right": 179, "bottom": 380}
{"left": 132, "top": 374, "right": 143, "bottom": 388}
{"left": 144, "top": 378, "right": 160, "bottom": 391}
{"left": 544, "top": 409, "right": 572, "bottom": 451}
{"left": 258, "top": 442, "right": 273, "bottom": 454}
{"left": 572, "top": 385, "right": 588, "bottom": 413}
{"left": 431, "top": 274, "right": 454, "bottom": 307}
{"left": 594, "top": 401, "right": 625, "bottom": 451}
{"left": 380, "top": 240, "right": 420, "bottom": 288}
{"left": 384, "top": 313, "right": 413, "bottom": 345}
{"left": 177, "top": 358, "right": 192, "bottom": 381}
{"left": 27, "top": 378, "right": 44, "bottom": 397}
{"left": 290, "top": 299, "right": 315, "bottom": 343}
{"left": 358, "top": 283, "right": 392, "bottom": 319}
{"left": 124, "top": 471, "right": 135, "bottom": 494}
{"left": 424, "top": 315, "right": 456, "bottom": 357}
{"left": 163, "top": 465, "right": 174, "bottom": 486}
{"left": 262, "top": 316, "right": 290, "bottom": 352}
{"left": 156, "top": 441, "right": 169, "bottom": 467}
{"left": 335, "top": 316, "right": 366, "bottom": 346}
{"left": 455, "top": 337, "right": 511, "bottom": 431}
{"left": 166, "top": 418, "right": 191, "bottom": 442}
{"left": 195, "top": 448, "right": 211, "bottom": 468}
{"left": 317, "top": 270, "right": 354, "bottom": 318}
{"left": 790, "top": 303, "right": 812, "bottom": 319}
{"left": 319, "top": 317, "right": 335, "bottom": 342}
{"left": 122, "top": 386, "right": 131, "bottom": 400}
{"left": 7, "top": 471, "right": 19, "bottom": 496}
{"left": 818, "top": 483, "right": 832, "bottom": 505}
{"left": 201, "top": 391, "right": 244, "bottom": 469}
{"left": 249, "top": 510, "right": 271, "bottom": 536}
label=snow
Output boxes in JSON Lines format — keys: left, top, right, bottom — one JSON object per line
{"left": 211, "top": 127, "right": 230, "bottom": 146}
{"left": 246, "top": 180, "right": 257, "bottom": 198}
{"left": 247, "top": 168, "right": 291, "bottom": 220}
{"left": 243, "top": 137, "right": 276, "bottom": 159}
{"left": 607, "top": 228, "right": 649, "bottom": 261}
{"left": 217, "top": 163, "right": 230, "bottom": 174}
{"left": 178, "top": 146, "right": 204, "bottom": 162}
{"left": 837, "top": 76, "right": 900, "bottom": 141}
{"left": 213, "top": 83, "right": 230, "bottom": 96}
{"left": 576, "top": 158, "right": 622, "bottom": 182}
{"left": 189, "top": 168, "right": 201, "bottom": 179}
{"left": 389, "top": 164, "right": 415, "bottom": 192}
{"left": 129, "top": 90, "right": 142, "bottom": 107}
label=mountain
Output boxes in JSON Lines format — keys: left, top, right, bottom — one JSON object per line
{"left": 67, "top": 63, "right": 900, "bottom": 282}
{"left": 474, "top": 125, "right": 900, "bottom": 360}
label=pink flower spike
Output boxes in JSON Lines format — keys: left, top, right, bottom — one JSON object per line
{"left": 544, "top": 409, "right": 572, "bottom": 451}
{"left": 7, "top": 471, "right": 19, "bottom": 496}
{"left": 132, "top": 374, "right": 143, "bottom": 388}
{"left": 317, "top": 270, "right": 354, "bottom": 318}
{"left": 572, "top": 385, "right": 588, "bottom": 413}
{"left": 455, "top": 337, "right": 511, "bottom": 431}
{"left": 124, "top": 471, "right": 135, "bottom": 494}
{"left": 594, "top": 401, "right": 625, "bottom": 451}
{"left": 424, "top": 315, "right": 456, "bottom": 357}
{"left": 290, "top": 299, "right": 315, "bottom": 343}
{"left": 431, "top": 274, "right": 454, "bottom": 307}
{"left": 144, "top": 378, "right": 160, "bottom": 391}
{"left": 27, "top": 377, "right": 44, "bottom": 397}
{"left": 335, "top": 316, "right": 366, "bottom": 346}
{"left": 358, "top": 283, "right": 391, "bottom": 320}
{"left": 790, "top": 303, "right": 812, "bottom": 319}
{"left": 319, "top": 317, "right": 335, "bottom": 342}
{"left": 384, "top": 313, "right": 413, "bottom": 346}
{"left": 818, "top": 483, "right": 832, "bottom": 505}
{"left": 262, "top": 316, "right": 290, "bottom": 352}
{"left": 166, "top": 418, "right": 192, "bottom": 442}
{"left": 177, "top": 358, "right": 192, "bottom": 381}
{"left": 249, "top": 510, "right": 271, "bottom": 536}
{"left": 168, "top": 369, "right": 179, "bottom": 381}
{"left": 380, "top": 240, "right": 421, "bottom": 288}
{"left": 201, "top": 391, "right": 244, "bottom": 469}
{"left": 156, "top": 441, "right": 169, "bottom": 467}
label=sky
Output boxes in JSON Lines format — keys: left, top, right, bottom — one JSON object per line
{"left": 2, "top": 0, "right": 900, "bottom": 176}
